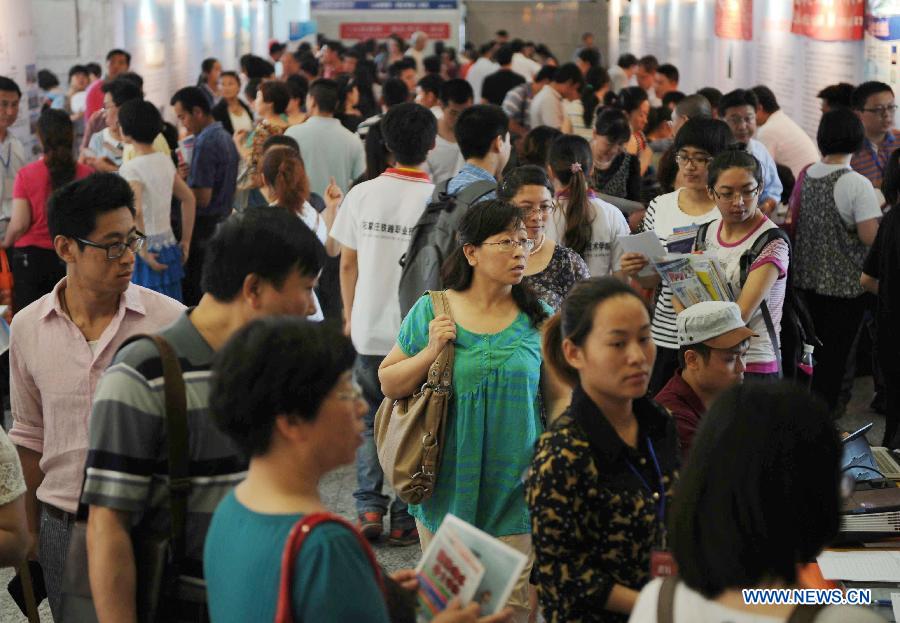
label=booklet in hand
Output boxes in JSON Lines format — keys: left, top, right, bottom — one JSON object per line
{"left": 415, "top": 514, "right": 528, "bottom": 621}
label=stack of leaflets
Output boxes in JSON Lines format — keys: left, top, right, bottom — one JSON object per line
{"left": 652, "top": 253, "right": 735, "bottom": 305}
{"left": 416, "top": 514, "right": 528, "bottom": 621}
{"left": 664, "top": 225, "right": 701, "bottom": 254}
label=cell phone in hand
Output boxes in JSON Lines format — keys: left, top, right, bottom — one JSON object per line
{"left": 7, "top": 560, "right": 47, "bottom": 615}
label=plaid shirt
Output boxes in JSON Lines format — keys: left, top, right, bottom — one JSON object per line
{"left": 503, "top": 82, "right": 533, "bottom": 131}
{"left": 851, "top": 129, "right": 900, "bottom": 189}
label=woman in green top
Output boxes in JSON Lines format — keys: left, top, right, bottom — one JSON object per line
{"left": 204, "top": 318, "right": 508, "bottom": 623}
{"left": 380, "top": 200, "right": 568, "bottom": 621}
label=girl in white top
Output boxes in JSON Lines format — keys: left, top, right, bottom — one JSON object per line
{"left": 118, "top": 100, "right": 196, "bottom": 302}
{"left": 629, "top": 383, "right": 884, "bottom": 623}
{"left": 261, "top": 146, "right": 344, "bottom": 322}
{"left": 545, "top": 134, "right": 630, "bottom": 278}
{"left": 621, "top": 118, "right": 734, "bottom": 393}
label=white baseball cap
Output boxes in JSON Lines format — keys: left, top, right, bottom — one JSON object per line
{"left": 676, "top": 301, "right": 757, "bottom": 349}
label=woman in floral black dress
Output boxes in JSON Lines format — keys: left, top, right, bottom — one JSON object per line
{"left": 499, "top": 166, "right": 590, "bottom": 311}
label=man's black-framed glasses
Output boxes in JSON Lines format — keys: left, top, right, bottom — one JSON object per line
{"left": 75, "top": 232, "right": 146, "bottom": 259}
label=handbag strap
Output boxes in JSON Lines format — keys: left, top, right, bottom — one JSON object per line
{"left": 275, "top": 512, "right": 385, "bottom": 623}
{"left": 656, "top": 576, "right": 678, "bottom": 623}
{"left": 426, "top": 290, "right": 455, "bottom": 391}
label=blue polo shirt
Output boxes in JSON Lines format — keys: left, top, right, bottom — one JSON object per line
{"left": 189, "top": 121, "right": 239, "bottom": 217}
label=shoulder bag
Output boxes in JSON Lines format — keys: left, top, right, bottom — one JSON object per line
{"left": 374, "top": 290, "right": 454, "bottom": 505}
{"left": 58, "top": 334, "right": 194, "bottom": 623}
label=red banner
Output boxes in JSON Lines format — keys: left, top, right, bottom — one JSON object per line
{"left": 715, "top": 0, "right": 753, "bottom": 40}
{"left": 791, "top": 0, "right": 865, "bottom": 41}
{"left": 339, "top": 22, "right": 451, "bottom": 40}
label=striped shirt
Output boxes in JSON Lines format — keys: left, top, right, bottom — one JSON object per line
{"left": 502, "top": 82, "right": 532, "bottom": 130}
{"left": 82, "top": 311, "right": 246, "bottom": 578}
{"left": 851, "top": 129, "right": 900, "bottom": 190}
{"left": 641, "top": 190, "right": 720, "bottom": 350}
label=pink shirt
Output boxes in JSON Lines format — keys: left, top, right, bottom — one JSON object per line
{"left": 84, "top": 78, "right": 105, "bottom": 122}
{"left": 9, "top": 280, "right": 184, "bottom": 512}
{"left": 13, "top": 160, "right": 93, "bottom": 249}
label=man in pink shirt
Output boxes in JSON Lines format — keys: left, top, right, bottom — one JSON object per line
{"left": 83, "top": 49, "right": 131, "bottom": 122}
{"left": 8, "top": 172, "right": 183, "bottom": 617}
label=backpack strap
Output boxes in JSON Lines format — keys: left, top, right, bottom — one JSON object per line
{"left": 692, "top": 221, "right": 713, "bottom": 252}
{"left": 786, "top": 604, "right": 827, "bottom": 623}
{"left": 451, "top": 179, "right": 497, "bottom": 207}
{"left": 276, "top": 513, "right": 385, "bottom": 623}
{"left": 656, "top": 576, "right": 679, "bottom": 623}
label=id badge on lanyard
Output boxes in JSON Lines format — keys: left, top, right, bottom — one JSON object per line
{"left": 625, "top": 438, "right": 678, "bottom": 578}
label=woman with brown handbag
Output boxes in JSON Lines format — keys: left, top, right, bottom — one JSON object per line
{"left": 379, "top": 199, "right": 569, "bottom": 623}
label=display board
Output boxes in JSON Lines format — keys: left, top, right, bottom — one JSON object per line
{"left": 0, "top": 0, "right": 40, "bottom": 158}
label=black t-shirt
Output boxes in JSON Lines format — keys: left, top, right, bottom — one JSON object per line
{"left": 863, "top": 207, "right": 900, "bottom": 359}
{"left": 481, "top": 69, "right": 526, "bottom": 106}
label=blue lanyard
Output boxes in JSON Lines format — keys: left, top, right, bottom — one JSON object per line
{"left": 867, "top": 138, "right": 890, "bottom": 177}
{"left": 624, "top": 438, "right": 667, "bottom": 531}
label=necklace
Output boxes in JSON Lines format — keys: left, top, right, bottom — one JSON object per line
{"left": 531, "top": 234, "right": 546, "bottom": 255}
{"left": 0, "top": 142, "right": 12, "bottom": 170}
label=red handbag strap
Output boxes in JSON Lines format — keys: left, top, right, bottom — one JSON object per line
{"left": 275, "top": 512, "right": 385, "bottom": 623}
{"left": 0, "top": 249, "right": 10, "bottom": 275}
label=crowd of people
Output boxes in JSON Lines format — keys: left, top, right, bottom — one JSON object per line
{"left": 0, "top": 24, "right": 896, "bottom": 623}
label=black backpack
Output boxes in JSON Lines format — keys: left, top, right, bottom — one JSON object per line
{"left": 398, "top": 178, "right": 496, "bottom": 318}
{"left": 694, "top": 222, "right": 819, "bottom": 380}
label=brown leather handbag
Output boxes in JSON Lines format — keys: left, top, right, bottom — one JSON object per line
{"left": 374, "top": 290, "right": 454, "bottom": 505}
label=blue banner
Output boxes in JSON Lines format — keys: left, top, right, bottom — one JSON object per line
{"left": 866, "top": 14, "right": 900, "bottom": 41}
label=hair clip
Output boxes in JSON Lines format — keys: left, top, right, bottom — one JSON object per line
{"left": 570, "top": 162, "right": 583, "bottom": 173}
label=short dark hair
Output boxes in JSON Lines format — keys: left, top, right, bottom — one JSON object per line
{"left": 309, "top": 78, "right": 339, "bottom": 114}
{"left": 638, "top": 55, "right": 659, "bottom": 72}
{"left": 696, "top": 87, "right": 723, "bottom": 111}
{"left": 299, "top": 54, "right": 320, "bottom": 78}
{"left": 817, "top": 83, "right": 854, "bottom": 109}
{"left": 613, "top": 86, "right": 649, "bottom": 114}
{"left": 106, "top": 48, "right": 131, "bottom": 65}
{"left": 674, "top": 117, "right": 734, "bottom": 156}
{"left": 617, "top": 53, "right": 638, "bottom": 69}
{"left": 455, "top": 104, "right": 509, "bottom": 160}
{"left": 423, "top": 55, "right": 442, "bottom": 75}
{"left": 671, "top": 383, "right": 840, "bottom": 598}
{"left": 677, "top": 342, "right": 712, "bottom": 368}
{"left": 657, "top": 63, "right": 679, "bottom": 84}
{"left": 245, "top": 55, "right": 276, "bottom": 80}
{"left": 418, "top": 74, "right": 444, "bottom": 98}
{"left": 675, "top": 94, "right": 712, "bottom": 120}
{"left": 498, "top": 164, "right": 554, "bottom": 200}
{"left": 852, "top": 81, "right": 894, "bottom": 110}
{"left": 210, "top": 318, "right": 356, "bottom": 458}
{"left": 269, "top": 41, "right": 287, "bottom": 55}
{"left": 262, "top": 134, "right": 300, "bottom": 155}
{"left": 662, "top": 91, "right": 685, "bottom": 109}
{"left": 646, "top": 106, "right": 672, "bottom": 136}
{"left": 719, "top": 88, "right": 759, "bottom": 117}
{"left": 479, "top": 42, "right": 495, "bottom": 57}
{"left": 817, "top": 108, "right": 865, "bottom": 156}
{"left": 102, "top": 78, "right": 142, "bottom": 107}
{"left": 388, "top": 58, "right": 416, "bottom": 77}
{"left": 0, "top": 76, "right": 21, "bottom": 97}
{"left": 594, "top": 108, "right": 631, "bottom": 143}
{"left": 201, "top": 207, "right": 325, "bottom": 302}
{"left": 259, "top": 80, "right": 290, "bottom": 114}
{"left": 117, "top": 71, "right": 144, "bottom": 90}
{"left": 38, "top": 69, "right": 60, "bottom": 91}
{"left": 439, "top": 78, "right": 473, "bottom": 106}
{"left": 535, "top": 65, "right": 557, "bottom": 83}
{"left": 576, "top": 48, "right": 600, "bottom": 68}
{"left": 48, "top": 173, "right": 136, "bottom": 241}
{"left": 285, "top": 74, "right": 309, "bottom": 102}
{"left": 553, "top": 63, "right": 584, "bottom": 87}
{"left": 751, "top": 85, "right": 779, "bottom": 113}
{"left": 85, "top": 63, "right": 102, "bottom": 77}
{"left": 118, "top": 99, "right": 162, "bottom": 144}
{"left": 707, "top": 147, "right": 763, "bottom": 189}
{"left": 382, "top": 78, "right": 409, "bottom": 108}
{"left": 68, "top": 65, "right": 89, "bottom": 81}
{"left": 520, "top": 125, "right": 562, "bottom": 167}
{"left": 495, "top": 45, "right": 515, "bottom": 66}
{"left": 170, "top": 86, "right": 211, "bottom": 115}
{"left": 381, "top": 103, "right": 437, "bottom": 166}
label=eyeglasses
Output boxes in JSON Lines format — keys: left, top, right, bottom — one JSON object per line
{"left": 481, "top": 238, "right": 535, "bottom": 253}
{"left": 75, "top": 232, "right": 146, "bottom": 259}
{"left": 725, "top": 114, "right": 755, "bottom": 126}
{"left": 336, "top": 382, "right": 364, "bottom": 402}
{"left": 711, "top": 187, "right": 760, "bottom": 203}
{"left": 518, "top": 203, "right": 557, "bottom": 217}
{"left": 862, "top": 104, "right": 898, "bottom": 116}
{"left": 675, "top": 152, "right": 712, "bottom": 168}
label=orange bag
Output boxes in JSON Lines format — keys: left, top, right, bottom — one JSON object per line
{"left": 0, "top": 249, "right": 13, "bottom": 322}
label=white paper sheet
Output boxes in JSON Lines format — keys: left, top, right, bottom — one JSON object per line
{"left": 817, "top": 551, "right": 900, "bottom": 582}
{"left": 617, "top": 231, "right": 667, "bottom": 277}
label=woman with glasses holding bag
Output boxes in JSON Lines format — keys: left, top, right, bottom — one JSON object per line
{"left": 379, "top": 199, "right": 565, "bottom": 622}
{"left": 499, "top": 165, "right": 590, "bottom": 311}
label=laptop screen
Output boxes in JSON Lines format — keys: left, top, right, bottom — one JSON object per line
{"left": 842, "top": 423, "right": 881, "bottom": 482}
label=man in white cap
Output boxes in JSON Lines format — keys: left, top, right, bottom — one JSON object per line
{"left": 655, "top": 301, "right": 755, "bottom": 458}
